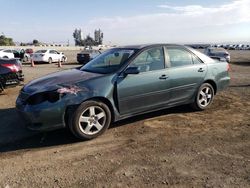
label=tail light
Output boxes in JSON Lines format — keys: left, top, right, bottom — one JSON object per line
{"left": 1, "top": 64, "right": 20, "bottom": 72}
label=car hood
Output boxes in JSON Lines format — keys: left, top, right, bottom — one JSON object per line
{"left": 23, "top": 68, "right": 102, "bottom": 94}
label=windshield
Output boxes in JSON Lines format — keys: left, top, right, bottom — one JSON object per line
{"left": 35, "top": 50, "right": 47, "bottom": 53}
{"left": 80, "top": 48, "right": 136, "bottom": 74}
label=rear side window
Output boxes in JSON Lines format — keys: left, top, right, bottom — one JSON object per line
{"left": 35, "top": 50, "right": 47, "bottom": 53}
{"left": 49, "top": 50, "right": 58, "bottom": 54}
{"left": 166, "top": 48, "right": 193, "bottom": 67}
{"left": 192, "top": 55, "right": 202, "bottom": 64}
{"left": 4, "top": 50, "right": 12, "bottom": 53}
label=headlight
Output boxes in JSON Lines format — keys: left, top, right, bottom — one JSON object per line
{"left": 27, "top": 91, "right": 61, "bottom": 105}
{"left": 26, "top": 86, "right": 82, "bottom": 105}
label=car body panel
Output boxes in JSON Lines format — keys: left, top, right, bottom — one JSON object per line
{"left": 117, "top": 69, "right": 171, "bottom": 115}
{"left": 16, "top": 44, "right": 230, "bottom": 131}
{"left": 167, "top": 63, "right": 207, "bottom": 104}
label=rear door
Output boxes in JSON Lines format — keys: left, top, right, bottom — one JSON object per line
{"left": 54, "top": 50, "right": 61, "bottom": 61}
{"left": 164, "top": 46, "right": 207, "bottom": 104}
{"left": 49, "top": 50, "right": 59, "bottom": 62}
{"left": 117, "top": 46, "right": 171, "bottom": 115}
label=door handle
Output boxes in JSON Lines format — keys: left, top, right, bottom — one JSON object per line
{"left": 159, "top": 75, "right": 168, "bottom": 80}
{"left": 198, "top": 68, "right": 205, "bottom": 72}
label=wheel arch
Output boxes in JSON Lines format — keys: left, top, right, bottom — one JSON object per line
{"left": 89, "top": 97, "right": 115, "bottom": 123}
{"left": 64, "top": 96, "right": 115, "bottom": 127}
{"left": 203, "top": 80, "right": 217, "bottom": 94}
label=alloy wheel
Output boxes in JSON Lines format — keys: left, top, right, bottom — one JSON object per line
{"left": 198, "top": 86, "right": 213, "bottom": 107}
{"left": 78, "top": 106, "right": 106, "bottom": 135}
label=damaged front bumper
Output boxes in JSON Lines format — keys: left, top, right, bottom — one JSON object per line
{"left": 16, "top": 85, "right": 86, "bottom": 131}
{"left": 16, "top": 96, "right": 67, "bottom": 131}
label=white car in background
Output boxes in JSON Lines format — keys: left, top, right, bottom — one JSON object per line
{"left": 0, "top": 49, "right": 15, "bottom": 59}
{"left": 31, "top": 49, "right": 67, "bottom": 64}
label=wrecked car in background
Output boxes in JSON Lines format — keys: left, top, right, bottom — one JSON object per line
{"left": 16, "top": 44, "right": 230, "bottom": 140}
{"left": 204, "top": 47, "right": 230, "bottom": 62}
{"left": 0, "top": 58, "right": 24, "bottom": 92}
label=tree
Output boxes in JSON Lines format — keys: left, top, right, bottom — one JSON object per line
{"left": 0, "top": 35, "right": 15, "bottom": 46}
{"left": 73, "top": 29, "right": 83, "bottom": 46}
{"left": 33, "top": 39, "right": 39, "bottom": 46}
{"left": 82, "top": 35, "right": 96, "bottom": 46}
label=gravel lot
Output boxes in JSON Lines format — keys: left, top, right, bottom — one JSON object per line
{"left": 0, "top": 50, "right": 249, "bottom": 187}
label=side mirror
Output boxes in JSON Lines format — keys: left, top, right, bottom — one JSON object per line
{"left": 124, "top": 67, "right": 139, "bottom": 75}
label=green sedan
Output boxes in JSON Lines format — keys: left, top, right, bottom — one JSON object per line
{"left": 16, "top": 44, "right": 230, "bottom": 140}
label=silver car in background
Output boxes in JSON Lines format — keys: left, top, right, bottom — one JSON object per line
{"left": 204, "top": 47, "right": 230, "bottom": 62}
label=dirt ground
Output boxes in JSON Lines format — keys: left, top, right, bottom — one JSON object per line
{"left": 0, "top": 50, "right": 249, "bottom": 187}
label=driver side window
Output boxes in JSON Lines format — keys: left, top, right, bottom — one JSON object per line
{"left": 130, "top": 47, "right": 165, "bottom": 72}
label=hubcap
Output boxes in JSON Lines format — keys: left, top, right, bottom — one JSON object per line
{"left": 78, "top": 106, "right": 106, "bottom": 135}
{"left": 198, "top": 86, "right": 212, "bottom": 107}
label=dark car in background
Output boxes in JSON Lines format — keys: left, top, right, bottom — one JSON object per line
{"left": 12, "top": 48, "right": 34, "bottom": 62}
{"left": 0, "top": 58, "right": 24, "bottom": 92}
{"left": 13, "top": 49, "right": 25, "bottom": 60}
{"left": 77, "top": 50, "right": 101, "bottom": 64}
{"left": 204, "top": 47, "right": 230, "bottom": 62}
{"left": 16, "top": 44, "right": 230, "bottom": 140}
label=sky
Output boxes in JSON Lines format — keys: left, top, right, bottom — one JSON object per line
{"left": 0, "top": 0, "right": 250, "bottom": 45}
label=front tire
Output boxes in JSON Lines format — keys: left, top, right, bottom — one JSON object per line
{"left": 69, "top": 100, "right": 111, "bottom": 140}
{"left": 191, "top": 83, "right": 214, "bottom": 110}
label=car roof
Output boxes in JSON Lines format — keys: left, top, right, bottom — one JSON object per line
{"left": 120, "top": 44, "right": 183, "bottom": 49}
{"left": 207, "top": 47, "right": 226, "bottom": 50}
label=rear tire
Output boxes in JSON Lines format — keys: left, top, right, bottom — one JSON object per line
{"left": 191, "top": 83, "right": 214, "bottom": 111}
{"left": 69, "top": 100, "right": 111, "bottom": 140}
{"left": 0, "top": 81, "right": 4, "bottom": 93}
{"left": 61, "top": 56, "right": 66, "bottom": 63}
{"left": 48, "top": 57, "right": 52, "bottom": 64}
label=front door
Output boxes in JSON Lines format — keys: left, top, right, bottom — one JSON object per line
{"left": 117, "top": 47, "right": 171, "bottom": 115}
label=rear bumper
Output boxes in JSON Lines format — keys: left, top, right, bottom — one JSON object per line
{"left": 0, "top": 71, "right": 24, "bottom": 86}
{"left": 77, "top": 57, "right": 89, "bottom": 64}
{"left": 217, "top": 76, "right": 230, "bottom": 92}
